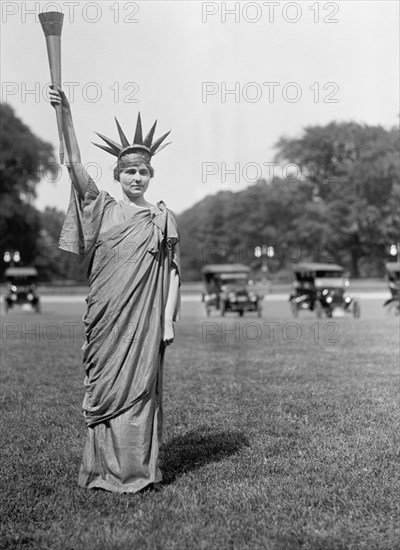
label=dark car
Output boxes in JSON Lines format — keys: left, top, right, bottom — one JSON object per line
{"left": 383, "top": 261, "right": 400, "bottom": 315}
{"left": 289, "top": 262, "right": 360, "bottom": 318}
{"left": 202, "top": 263, "right": 262, "bottom": 317}
{"left": 4, "top": 267, "right": 40, "bottom": 313}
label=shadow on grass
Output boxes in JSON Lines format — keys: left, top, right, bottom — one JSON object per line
{"left": 161, "top": 427, "right": 249, "bottom": 483}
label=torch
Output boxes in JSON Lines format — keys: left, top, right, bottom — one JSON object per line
{"left": 39, "top": 11, "right": 65, "bottom": 164}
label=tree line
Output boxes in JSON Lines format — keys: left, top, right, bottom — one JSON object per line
{"left": 1, "top": 103, "right": 398, "bottom": 282}
{"left": 179, "top": 122, "right": 399, "bottom": 280}
{"left": 0, "top": 103, "right": 86, "bottom": 282}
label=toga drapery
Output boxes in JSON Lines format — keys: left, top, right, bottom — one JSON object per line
{"left": 59, "top": 181, "right": 181, "bottom": 493}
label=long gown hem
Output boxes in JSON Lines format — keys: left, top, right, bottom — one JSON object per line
{"left": 77, "top": 473, "right": 162, "bottom": 494}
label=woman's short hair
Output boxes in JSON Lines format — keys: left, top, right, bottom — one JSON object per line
{"left": 114, "top": 157, "right": 154, "bottom": 181}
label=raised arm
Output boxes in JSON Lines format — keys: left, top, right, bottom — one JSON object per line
{"left": 49, "top": 86, "right": 97, "bottom": 200}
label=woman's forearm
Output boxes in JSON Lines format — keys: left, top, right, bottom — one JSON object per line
{"left": 60, "top": 106, "right": 91, "bottom": 199}
{"left": 164, "top": 268, "right": 180, "bottom": 323}
{"left": 49, "top": 87, "right": 95, "bottom": 200}
{"left": 62, "top": 110, "right": 81, "bottom": 164}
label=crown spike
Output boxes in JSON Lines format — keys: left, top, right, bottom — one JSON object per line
{"left": 94, "top": 132, "right": 122, "bottom": 154}
{"left": 143, "top": 120, "right": 157, "bottom": 147}
{"left": 153, "top": 142, "right": 171, "bottom": 155}
{"left": 114, "top": 117, "right": 129, "bottom": 147}
{"left": 93, "top": 113, "right": 171, "bottom": 160}
{"left": 150, "top": 130, "right": 171, "bottom": 154}
{"left": 92, "top": 142, "right": 119, "bottom": 157}
{"left": 133, "top": 113, "right": 143, "bottom": 144}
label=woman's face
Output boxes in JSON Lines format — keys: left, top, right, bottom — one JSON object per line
{"left": 118, "top": 162, "right": 151, "bottom": 200}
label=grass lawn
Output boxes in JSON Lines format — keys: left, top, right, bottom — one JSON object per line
{"left": 1, "top": 308, "right": 399, "bottom": 550}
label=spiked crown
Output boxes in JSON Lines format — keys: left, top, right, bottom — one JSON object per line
{"left": 93, "top": 113, "right": 171, "bottom": 163}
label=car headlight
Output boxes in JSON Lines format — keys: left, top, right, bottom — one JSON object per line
{"left": 27, "top": 293, "right": 33, "bottom": 300}
{"left": 228, "top": 292, "right": 236, "bottom": 301}
{"left": 11, "top": 295, "right": 17, "bottom": 301}
{"left": 326, "top": 296, "right": 332, "bottom": 303}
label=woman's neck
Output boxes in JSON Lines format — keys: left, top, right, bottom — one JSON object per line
{"left": 122, "top": 194, "right": 151, "bottom": 207}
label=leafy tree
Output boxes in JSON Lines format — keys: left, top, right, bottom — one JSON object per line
{"left": 178, "top": 121, "right": 398, "bottom": 280}
{"left": 178, "top": 178, "right": 330, "bottom": 280}
{"left": 0, "top": 103, "right": 57, "bottom": 276}
{"left": 275, "top": 122, "right": 400, "bottom": 275}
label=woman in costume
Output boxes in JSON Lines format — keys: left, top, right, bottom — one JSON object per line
{"left": 49, "top": 87, "right": 181, "bottom": 493}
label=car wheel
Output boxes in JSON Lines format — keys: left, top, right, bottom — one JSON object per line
{"left": 239, "top": 309, "right": 244, "bottom": 317}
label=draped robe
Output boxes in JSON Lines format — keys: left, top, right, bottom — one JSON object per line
{"left": 59, "top": 181, "right": 180, "bottom": 492}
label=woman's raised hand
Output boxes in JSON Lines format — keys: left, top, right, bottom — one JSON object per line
{"left": 49, "top": 85, "right": 71, "bottom": 114}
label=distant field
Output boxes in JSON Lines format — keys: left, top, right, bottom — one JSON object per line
{"left": 1, "top": 302, "right": 399, "bottom": 549}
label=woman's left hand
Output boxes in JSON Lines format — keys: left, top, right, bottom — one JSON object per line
{"left": 163, "top": 320, "right": 175, "bottom": 346}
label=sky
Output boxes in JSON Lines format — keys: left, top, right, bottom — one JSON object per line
{"left": 1, "top": 0, "right": 399, "bottom": 214}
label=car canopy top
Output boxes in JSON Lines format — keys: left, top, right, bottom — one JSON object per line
{"left": 202, "top": 264, "right": 251, "bottom": 275}
{"left": 385, "top": 262, "right": 400, "bottom": 274}
{"left": 219, "top": 273, "right": 248, "bottom": 281}
{"left": 292, "top": 262, "right": 344, "bottom": 273}
{"left": 5, "top": 267, "right": 38, "bottom": 278}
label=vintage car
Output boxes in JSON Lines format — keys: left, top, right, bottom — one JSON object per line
{"left": 383, "top": 261, "right": 400, "bottom": 315}
{"left": 201, "top": 263, "right": 262, "bottom": 317}
{"left": 4, "top": 267, "right": 41, "bottom": 313}
{"left": 289, "top": 262, "right": 360, "bottom": 318}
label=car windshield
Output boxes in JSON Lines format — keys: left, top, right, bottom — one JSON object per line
{"left": 296, "top": 270, "right": 343, "bottom": 281}
{"left": 315, "top": 270, "right": 343, "bottom": 278}
{"left": 221, "top": 277, "right": 248, "bottom": 286}
{"left": 8, "top": 277, "right": 36, "bottom": 285}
